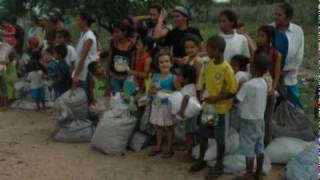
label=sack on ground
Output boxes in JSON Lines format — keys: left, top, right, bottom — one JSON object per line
{"left": 14, "top": 79, "right": 30, "bottom": 99}
{"left": 230, "top": 106, "right": 241, "bottom": 132}
{"left": 60, "top": 88, "right": 88, "bottom": 120}
{"left": 129, "top": 131, "right": 147, "bottom": 152}
{"left": 91, "top": 110, "right": 137, "bottom": 155}
{"left": 271, "top": 99, "right": 314, "bottom": 141}
{"left": 192, "top": 128, "right": 239, "bottom": 161}
{"left": 217, "top": 154, "right": 272, "bottom": 175}
{"left": 52, "top": 119, "right": 95, "bottom": 143}
{"left": 265, "top": 137, "right": 310, "bottom": 164}
{"left": 285, "top": 142, "right": 317, "bottom": 180}
{"left": 192, "top": 139, "right": 217, "bottom": 161}
{"left": 168, "top": 91, "right": 202, "bottom": 120}
{"left": 52, "top": 98, "right": 74, "bottom": 133}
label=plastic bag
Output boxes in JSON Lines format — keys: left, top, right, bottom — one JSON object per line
{"left": 218, "top": 154, "right": 272, "bottom": 175}
{"left": 59, "top": 88, "right": 88, "bottom": 120}
{"left": 129, "top": 131, "right": 147, "bottom": 152}
{"left": 285, "top": 142, "right": 317, "bottom": 180}
{"left": 168, "top": 91, "right": 202, "bottom": 120}
{"left": 271, "top": 99, "right": 314, "bottom": 141}
{"left": 91, "top": 110, "right": 137, "bottom": 155}
{"left": 265, "top": 137, "right": 310, "bottom": 164}
{"left": 52, "top": 119, "right": 95, "bottom": 143}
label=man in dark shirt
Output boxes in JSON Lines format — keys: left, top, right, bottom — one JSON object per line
{"left": 163, "top": 6, "right": 203, "bottom": 66}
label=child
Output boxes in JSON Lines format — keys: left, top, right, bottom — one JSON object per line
{"left": 234, "top": 53, "right": 271, "bottom": 180}
{"left": 148, "top": 52, "right": 178, "bottom": 158}
{"left": 128, "top": 35, "right": 152, "bottom": 92}
{"left": 256, "top": 25, "right": 282, "bottom": 146}
{"left": 190, "top": 35, "right": 238, "bottom": 179}
{"left": 55, "top": 29, "right": 78, "bottom": 73}
{"left": 176, "top": 64, "right": 198, "bottom": 161}
{"left": 4, "top": 52, "right": 17, "bottom": 106}
{"left": 230, "top": 55, "right": 250, "bottom": 131}
{"left": 108, "top": 22, "right": 135, "bottom": 94}
{"left": 183, "top": 35, "right": 203, "bottom": 98}
{"left": 218, "top": 9, "right": 250, "bottom": 62}
{"left": 53, "top": 44, "right": 71, "bottom": 97}
{"left": 230, "top": 55, "right": 250, "bottom": 86}
{"left": 43, "top": 46, "right": 59, "bottom": 98}
{"left": 88, "top": 61, "right": 107, "bottom": 109}
{"left": 27, "top": 62, "right": 46, "bottom": 110}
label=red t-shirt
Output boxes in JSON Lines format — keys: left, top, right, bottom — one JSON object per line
{"left": 134, "top": 52, "right": 150, "bottom": 88}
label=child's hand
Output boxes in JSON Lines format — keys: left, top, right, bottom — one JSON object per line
{"left": 204, "top": 96, "right": 218, "bottom": 104}
{"left": 177, "top": 110, "right": 185, "bottom": 119}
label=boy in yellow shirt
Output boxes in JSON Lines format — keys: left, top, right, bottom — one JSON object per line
{"left": 190, "top": 35, "right": 238, "bottom": 179}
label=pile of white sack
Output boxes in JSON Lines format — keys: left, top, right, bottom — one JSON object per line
{"left": 52, "top": 88, "right": 95, "bottom": 143}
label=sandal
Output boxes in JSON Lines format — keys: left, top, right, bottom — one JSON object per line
{"left": 189, "top": 161, "right": 206, "bottom": 173}
{"left": 205, "top": 167, "right": 223, "bottom": 180}
{"left": 161, "top": 151, "right": 174, "bottom": 159}
{"left": 148, "top": 148, "right": 162, "bottom": 157}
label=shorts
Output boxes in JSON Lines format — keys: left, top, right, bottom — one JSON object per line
{"left": 186, "top": 116, "right": 199, "bottom": 134}
{"left": 238, "top": 118, "right": 265, "bottom": 158}
{"left": 110, "top": 75, "right": 125, "bottom": 94}
{"left": 198, "top": 114, "right": 225, "bottom": 145}
{"left": 31, "top": 86, "right": 45, "bottom": 102}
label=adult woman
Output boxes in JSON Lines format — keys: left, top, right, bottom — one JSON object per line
{"left": 272, "top": 3, "right": 304, "bottom": 108}
{"left": 107, "top": 22, "right": 135, "bottom": 94}
{"left": 72, "top": 12, "right": 97, "bottom": 97}
{"left": 163, "top": 6, "right": 203, "bottom": 67}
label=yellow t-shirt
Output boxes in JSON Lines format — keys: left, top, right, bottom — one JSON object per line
{"left": 203, "top": 59, "right": 238, "bottom": 114}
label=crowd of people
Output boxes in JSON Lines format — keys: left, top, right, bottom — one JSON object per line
{"left": 0, "top": 2, "right": 305, "bottom": 180}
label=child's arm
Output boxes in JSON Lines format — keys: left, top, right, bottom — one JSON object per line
{"left": 89, "top": 77, "right": 95, "bottom": 104}
{"left": 271, "top": 52, "right": 282, "bottom": 96}
{"left": 204, "top": 92, "right": 235, "bottom": 104}
{"left": 177, "top": 95, "right": 189, "bottom": 118}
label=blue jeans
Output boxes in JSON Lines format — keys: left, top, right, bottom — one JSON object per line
{"left": 287, "top": 85, "right": 303, "bottom": 109}
{"left": 110, "top": 75, "right": 125, "bottom": 94}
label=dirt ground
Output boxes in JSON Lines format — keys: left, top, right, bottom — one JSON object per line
{"left": 0, "top": 110, "right": 285, "bottom": 180}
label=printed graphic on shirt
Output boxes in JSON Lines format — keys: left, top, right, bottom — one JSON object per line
{"left": 114, "top": 55, "right": 129, "bottom": 72}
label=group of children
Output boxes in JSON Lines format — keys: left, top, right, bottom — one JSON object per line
{"left": 0, "top": 6, "right": 287, "bottom": 180}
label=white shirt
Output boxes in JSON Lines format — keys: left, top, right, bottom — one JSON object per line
{"left": 181, "top": 84, "right": 197, "bottom": 97}
{"left": 27, "top": 70, "right": 44, "bottom": 89}
{"left": 75, "top": 30, "right": 97, "bottom": 81}
{"left": 236, "top": 77, "right": 267, "bottom": 120}
{"left": 219, "top": 32, "right": 250, "bottom": 62}
{"left": 235, "top": 71, "right": 250, "bottom": 84}
{"left": 66, "top": 45, "right": 78, "bottom": 67}
{"left": 271, "top": 22, "right": 304, "bottom": 86}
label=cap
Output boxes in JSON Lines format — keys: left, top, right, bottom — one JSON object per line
{"left": 174, "top": 6, "right": 191, "bottom": 19}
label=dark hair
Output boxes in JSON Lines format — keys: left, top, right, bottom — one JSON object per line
{"left": 114, "top": 22, "right": 134, "bottom": 38}
{"left": 219, "top": 9, "right": 238, "bottom": 28}
{"left": 153, "top": 52, "right": 172, "bottom": 73}
{"left": 88, "top": 61, "right": 98, "bottom": 74}
{"left": 54, "top": 44, "right": 68, "bottom": 59}
{"left": 179, "top": 64, "right": 196, "bottom": 84}
{"left": 149, "top": 4, "right": 162, "bottom": 14}
{"left": 231, "top": 55, "right": 249, "bottom": 71}
{"left": 123, "top": 16, "right": 134, "bottom": 27}
{"left": 207, "top": 35, "right": 226, "bottom": 53}
{"left": 56, "top": 29, "right": 72, "bottom": 43}
{"left": 45, "top": 46, "right": 54, "bottom": 54}
{"left": 184, "top": 34, "right": 201, "bottom": 48}
{"left": 100, "top": 50, "right": 109, "bottom": 59}
{"left": 79, "top": 12, "right": 95, "bottom": 27}
{"left": 253, "top": 52, "right": 271, "bottom": 74}
{"left": 137, "top": 35, "right": 154, "bottom": 52}
{"left": 278, "top": 3, "right": 294, "bottom": 20}
{"left": 257, "top": 25, "right": 275, "bottom": 51}
{"left": 28, "top": 61, "right": 41, "bottom": 72}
